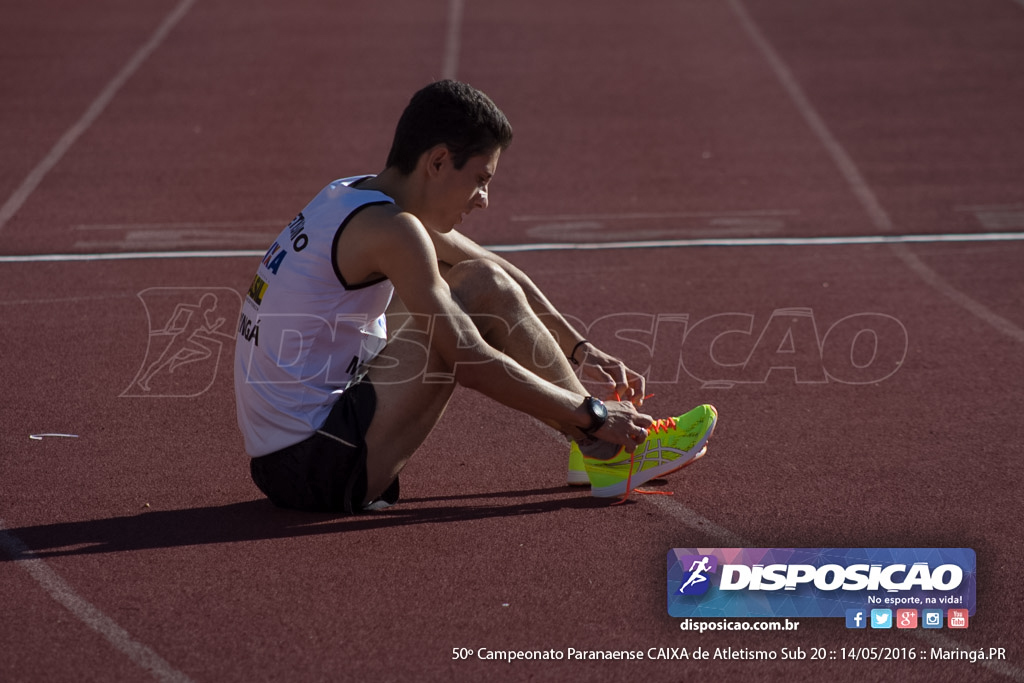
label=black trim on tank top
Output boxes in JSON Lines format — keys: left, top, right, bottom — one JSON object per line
{"left": 331, "top": 201, "right": 393, "bottom": 290}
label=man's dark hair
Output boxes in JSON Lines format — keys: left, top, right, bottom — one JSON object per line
{"left": 385, "top": 80, "right": 513, "bottom": 174}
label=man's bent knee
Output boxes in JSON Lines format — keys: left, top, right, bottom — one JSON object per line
{"left": 446, "top": 259, "right": 522, "bottom": 313}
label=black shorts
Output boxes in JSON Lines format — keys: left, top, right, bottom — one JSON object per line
{"left": 249, "top": 379, "right": 399, "bottom": 513}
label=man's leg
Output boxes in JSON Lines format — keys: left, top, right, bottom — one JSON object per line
{"left": 361, "top": 259, "right": 587, "bottom": 503}
{"left": 451, "top": 259, "right": 585, "bottom": 395}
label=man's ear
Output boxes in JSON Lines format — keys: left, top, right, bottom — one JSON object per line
{"left": 424, "top": 144, "right": 450, "bottom": 177}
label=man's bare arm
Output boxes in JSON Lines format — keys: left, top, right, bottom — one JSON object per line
{"left": 349, "top": 206, "right": 650, "bottom": 447}
{"left": 430, "top": 228, "right": 647, "bottom": 403}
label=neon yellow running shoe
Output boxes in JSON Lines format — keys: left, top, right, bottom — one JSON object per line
{"left": 583, "top": 404, "right": 718, "bottom": 498}
{"left": 568, "top": 441, "right": 707, "bottom": 485}
{"left": 567, "top": 445, "right": 590, "bottom": 486}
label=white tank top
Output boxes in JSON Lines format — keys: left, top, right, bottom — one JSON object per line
{"left": 234, "top": 177, "right": 395, "bottom": 456}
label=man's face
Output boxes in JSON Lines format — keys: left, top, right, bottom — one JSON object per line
{"left": 429, "top": 146, "right": 500, "bottom": 231}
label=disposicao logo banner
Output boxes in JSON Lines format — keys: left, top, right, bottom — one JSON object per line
{"left": 667, "top": 548, "right": 976, "bottom": 618}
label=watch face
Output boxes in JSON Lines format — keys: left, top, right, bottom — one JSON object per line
{"left": 586, "top": 397, "right": 608, "bottom": 434}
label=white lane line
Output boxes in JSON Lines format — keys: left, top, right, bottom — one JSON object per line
{"left": 644, "top": 495, "right": 750, "bottom": 546}
{"left": 73, "top": 220, "right": 282, "bottom": 231}
{"left": 0, "top": 293, "right": 137, "bottom": 306}
{"left": 726, "top": 0, "right": 1024, "bottom": 346}
{"left": 725, "top": 0, "right": 893, "bottom": 233}
{"left": 488, "top": 231, "right": 1024, "bottom": 252}
{"left": 512, "top": 209, "right": 801, "bottom": 222}
{"left": 889, "top": 243, "right": 1024, "bottom": 343}
{"left": 2, "top": 231, "right": 1024, "bottom": 264}
{"left": 0, "top": 250, "right": 263, "bottom": 263}
{"left": 0, "top": 0, "right": 198, "bottom": 236}
{"left": 442, "top": 0, "right": 465, "bottom": 79}
{"left": 0, "top": 521, "right": 194, "bottom": 683}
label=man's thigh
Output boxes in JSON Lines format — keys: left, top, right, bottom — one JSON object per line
{"left": 361, "top": 306, "right": 457, "bottom": 501}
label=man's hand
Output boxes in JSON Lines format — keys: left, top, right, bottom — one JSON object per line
{"left": 574, "top": 342, "right": 647, "bottom": 407}
{"left": 562, "top": 398, "right": 654, "bottom": 453}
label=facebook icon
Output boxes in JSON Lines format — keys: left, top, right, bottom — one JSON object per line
{"left": 846, "top": 609, "right": 867, "bottom": 629}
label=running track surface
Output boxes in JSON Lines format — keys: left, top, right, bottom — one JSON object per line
{"left": 2, "top": 1, "right": 1023, "bottom": 681}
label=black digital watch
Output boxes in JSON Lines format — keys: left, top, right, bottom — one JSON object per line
{"left": 581, "top": 396, "right": 608, "bottom": 436}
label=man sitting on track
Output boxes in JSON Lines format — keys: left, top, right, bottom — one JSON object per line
{"left": 233, "top": 79, "right": 718, "bottom": 513}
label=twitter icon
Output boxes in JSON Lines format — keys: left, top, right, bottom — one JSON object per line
{"left": 870, "top": 609, "right": 893, "bottom": 629}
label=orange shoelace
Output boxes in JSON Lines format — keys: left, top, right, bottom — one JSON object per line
{"left": 649, "top": 416, "right": 677, "bottom": 433}
{"left": 611, "top": 393, "right": 675, "bottom": 504}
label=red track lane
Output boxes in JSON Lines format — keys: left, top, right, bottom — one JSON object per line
{"left": 2, "top": 0, "right": 1023, "bottom": 682}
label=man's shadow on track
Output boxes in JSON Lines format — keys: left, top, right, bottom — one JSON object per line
{"left": 0, "top": 485, "right": 648, "bottom": 560}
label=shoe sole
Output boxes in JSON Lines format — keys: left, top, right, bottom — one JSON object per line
{"left": 567, "top": 467, "right": 591, "bottom": 486}
{"left": 566, "top": 443, "right": 706, "bottom": 486}
{"left": 589, "top": 412, "right": 717, "bottom": 498}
